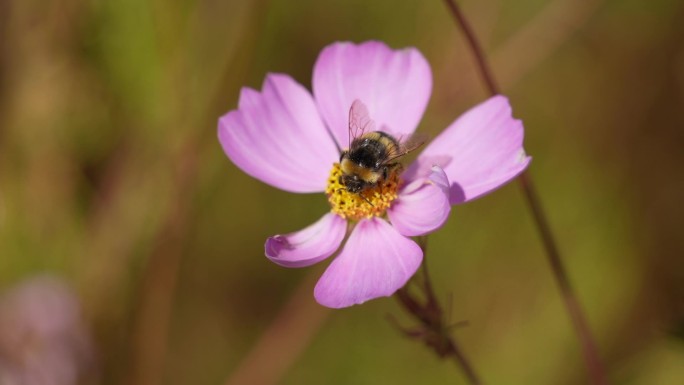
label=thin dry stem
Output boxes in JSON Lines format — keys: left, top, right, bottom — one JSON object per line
{"left": 441, "top": 1, "right": 609, "bottom": 384}
{"left": 393, "top": 246, "right": 481, "bottom": 385}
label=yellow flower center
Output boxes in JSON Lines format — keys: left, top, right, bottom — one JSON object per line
{"left": 325, "top": 163, "right": 401, "bottom": 220}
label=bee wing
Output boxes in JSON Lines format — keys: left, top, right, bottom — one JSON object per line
{"left": 348, "top": 99, "right": 376, "bottom": 148}
{"left": 386, "top": 132, "right": 429, "bottom": 162}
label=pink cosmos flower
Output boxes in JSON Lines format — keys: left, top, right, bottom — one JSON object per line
{"left": 218, "top": 41, "right": 530, "bottom": 308}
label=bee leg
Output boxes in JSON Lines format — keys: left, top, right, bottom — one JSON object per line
{"left": 359, "top": 193, "right": 374, "bottom": 207}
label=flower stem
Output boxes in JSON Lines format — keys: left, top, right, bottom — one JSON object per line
{"left": 442, "top": 0, "right": 499, "bottom": 96}
{"left": 421, "top": 240, "right": 481, "bottom": 385}
{"left": 446, "top": 337, "right": 481, "bottom": 385}
{"left": 441, "top": 1, "right": 608, "bottom": 384}
{"left": 393, "top": 238, "right": 482, "bottom": 385}
{"left": 518, "top": 172, "right": 608, "bottom": 385}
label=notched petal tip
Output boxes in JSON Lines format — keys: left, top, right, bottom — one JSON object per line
{"left": 218, "top": 73, "right": 338, "bottom": 193}
{"left": 313, "top": 40, "right": 432, "bottom": 147}
{"left": 265, "top": 235, "right": 292, "bottom": 257}
{"left": 237, "top": 86, "right": 261, "bottom": 109}
{"left": 265, "top": 213, "right": 346, "bottom": 268}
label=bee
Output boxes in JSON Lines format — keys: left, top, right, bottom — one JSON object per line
{"left": 339, "top": 99, "right": 425, "bottom": 195}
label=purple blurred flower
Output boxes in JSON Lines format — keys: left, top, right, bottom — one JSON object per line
{"left": 0, "top": 276, "right": 94, "bottom": 385}
{"left": 218, "top": 41, "right": 530, "bottom": 308}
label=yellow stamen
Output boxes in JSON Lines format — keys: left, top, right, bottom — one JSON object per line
{"left": 325, "top": 163, "right": 400, "bottom": 220}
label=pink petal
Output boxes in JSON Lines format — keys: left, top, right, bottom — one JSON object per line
{"left": 416, "top": 95, "right": 531, "bottom": 204}
{"left": 388, "top": 166, "right": 451, "bottom": 237}
{"left": 265, "top": 213, "right": 346, "bottom": 268}
{"left": 313, "top": 41, "right": 432, "bottom": 148}
{"left": 218, "top": 73, "right": 338, "bottom": 193}
{"left": 314, "top": 218, "right": 422, "bottom": 308}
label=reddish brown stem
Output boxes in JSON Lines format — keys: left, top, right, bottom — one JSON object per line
{"left": 395, "top": 286, "right": 481, "bottom": 385}
{"left": 394, "top": 246, "right": 481, "bottom": 385}
{"left": 442, "top": 0, "right": 499, "bottom": 95}
{"left": 441, "top": 1, "right": 608, "bottom": 384}
{"left": 518, "top": 172, "right": 608, "bottom": 385}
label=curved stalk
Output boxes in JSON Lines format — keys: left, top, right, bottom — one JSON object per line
{"left": 441, "top": 1, "right": 608, "bottom": 384}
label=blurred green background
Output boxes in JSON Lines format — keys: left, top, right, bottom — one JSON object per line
{"left": 1, "top": 0, "right": 683, "bottom": 384}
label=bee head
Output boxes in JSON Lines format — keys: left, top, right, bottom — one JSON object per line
{"left": 341, "top": 174, "right": 366, "bottom": 193}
